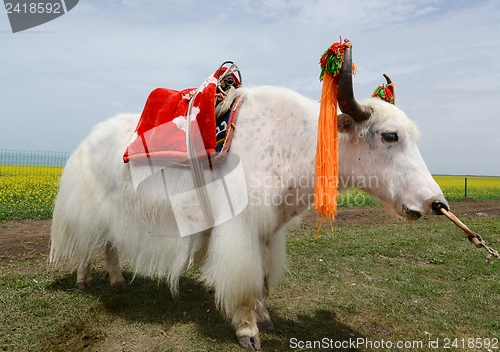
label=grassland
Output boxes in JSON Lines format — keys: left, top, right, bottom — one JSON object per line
{"left": 1, "top": 164, "right": 499, "bottom": 350}
{"left": 1, "top": 201, "right": 499, "bottom": 351}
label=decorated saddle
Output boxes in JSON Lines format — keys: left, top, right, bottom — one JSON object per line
{"left": 123, "top": 62, "right": 243, "bottom": 167}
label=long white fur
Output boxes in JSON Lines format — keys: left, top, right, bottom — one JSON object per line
{"left": 50, "top": 85, "right": 445, "bottom": 340}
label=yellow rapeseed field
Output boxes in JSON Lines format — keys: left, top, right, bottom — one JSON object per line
{"left": 0, "top": 164, "right": 499, "bottom": 220}
{"left": 0, "top": 164, "right": 63, "bottom": 220}
{"left": 433, "top": 175, "right": 500, "bottom": 200}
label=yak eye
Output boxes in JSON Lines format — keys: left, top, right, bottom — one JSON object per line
{"left": 381, "top": 131, "right": 398, "bottom": 143}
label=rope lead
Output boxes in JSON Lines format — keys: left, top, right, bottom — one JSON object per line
{"left": 437, "top": 206, "right": 500, "bottom": 264}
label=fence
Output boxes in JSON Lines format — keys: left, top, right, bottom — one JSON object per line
{"left": 0, "top": 149, "right": 71, "bottom": 221}
{"left": 432, "top": 175, "right": 500, "bottom": 201}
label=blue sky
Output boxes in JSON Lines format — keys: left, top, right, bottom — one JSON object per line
{"left": 1, "top": 0, "right": 499, "bottom": 175}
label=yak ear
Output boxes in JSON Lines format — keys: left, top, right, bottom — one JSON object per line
{"left": 338, "top": 113, "right": 355, "bottom": 133}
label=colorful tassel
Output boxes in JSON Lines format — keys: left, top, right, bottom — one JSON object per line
{"left": 372, "top": 82, "right": 396, "bottom": 104}
{"left": 314, "top": 39, "right": 352, "bottom": 234}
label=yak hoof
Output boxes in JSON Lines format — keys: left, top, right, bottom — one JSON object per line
{"left": 110, "top": 279, "right": 126, "bottom": 289}
{"left": 238, "top": 335, "right": 261, "bottom": 351}
{"left": 257, "top": 320, "right": 274, "bottom": 332}
{"left": 76, "top": 281, "right": 92, "bottom": 290}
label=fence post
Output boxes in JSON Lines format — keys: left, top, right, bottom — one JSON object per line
{"left": 464, "top": 177, "right": 468, "bottom": 198}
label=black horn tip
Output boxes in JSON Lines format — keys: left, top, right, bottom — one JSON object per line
{"left": 383, "top": 74, "right": 392, "bottom": 84}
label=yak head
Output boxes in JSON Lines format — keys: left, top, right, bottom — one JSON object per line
{"left": 336, "top": 45, "right": 449, "bottom": 219}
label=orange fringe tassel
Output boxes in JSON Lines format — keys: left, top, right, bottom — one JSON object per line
{"left": 314, "top": 71, "right": 339, "bottom": 236}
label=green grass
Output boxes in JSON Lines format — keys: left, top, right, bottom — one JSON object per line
{"left": 1, "top": 210, "right": 499, "bottom": 351}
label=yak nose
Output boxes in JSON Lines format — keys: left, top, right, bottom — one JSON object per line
{"left": 432, "top": 200, "right": 450, "bottom": 215}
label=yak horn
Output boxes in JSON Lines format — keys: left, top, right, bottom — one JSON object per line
{"left": 383, "top": 73, "right": 392, "bottom": 84}
{"left": 338, "top": 45, "right": 372, "bottom": 122}
{"left": 383, "top": 73, "right": 396, "bottom": 104}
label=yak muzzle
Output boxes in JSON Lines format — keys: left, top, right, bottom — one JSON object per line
{"left": 432, "top": 200, "right": 450, "bottom": 215}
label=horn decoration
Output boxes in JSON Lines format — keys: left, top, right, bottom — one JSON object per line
{"left": 372, "top": 74, "right": 396, "bottom": 104}
{"left": 314, "top": 38, "right": 354, "bottom": 230}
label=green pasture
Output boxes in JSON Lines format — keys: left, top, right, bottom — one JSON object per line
{"left": 1, "top": 164, "right": 499, "bottom": 221}
{"left": 1, "top": 204, "right": 499, "bottom": 351}
{"left": 1, "top": 164, "right": 500, "bottom": 350}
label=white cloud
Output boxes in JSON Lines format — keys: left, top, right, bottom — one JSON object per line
{"left": 414, "top": 6, "right": 439, "bottom": 16}
{"left": 0, "top": 0, "right": 499, "bottom": 175}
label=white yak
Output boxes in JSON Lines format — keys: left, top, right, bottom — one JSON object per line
{"left": 50, "top": 47, "right": 448, "bottom": 350}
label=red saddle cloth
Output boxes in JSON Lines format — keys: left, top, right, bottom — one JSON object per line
{"left": 123, "top": 70, "right": 238, "bottom": 166}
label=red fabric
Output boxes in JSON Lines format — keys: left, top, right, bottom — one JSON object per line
{"left": 123, "top": 74, "right": 220, "bottom": 164}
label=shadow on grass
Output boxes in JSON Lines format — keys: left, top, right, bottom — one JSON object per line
{"left": 48, "top": 270, "right": 363, "bottom": 351}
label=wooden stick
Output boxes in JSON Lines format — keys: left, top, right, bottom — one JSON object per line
{"left": 437, "top": 206, "right": 500, "bottom": 263}
{"left": 439, "top": 207, "right": 482, "bottom": 247}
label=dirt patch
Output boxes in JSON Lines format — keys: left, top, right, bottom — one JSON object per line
{"left": 303, "top": 198, "right": 500, "bottom": 230}
{"left": 39, "top": 319, "right": 107, "bottom": 352}
{"left": 1, "top": 199, "right": 499, "bottom": 266}
{"left": 451, "top": 197, "right": 500, "bottom": 217}
{"left": 0, "top": 219, "right": 51, "bottom": 265}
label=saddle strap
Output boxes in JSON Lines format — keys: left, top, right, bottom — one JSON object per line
{"left": 185, "top": 95, "right": 216, "bottom": 227}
